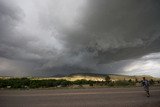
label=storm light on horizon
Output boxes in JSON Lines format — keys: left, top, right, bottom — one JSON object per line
{"left": 0, "top": 0, "right": 160, "bottom": 77}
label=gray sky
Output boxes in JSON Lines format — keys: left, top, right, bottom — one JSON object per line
{"left": 0, "top": 0, "right": 160, "bottom": 77}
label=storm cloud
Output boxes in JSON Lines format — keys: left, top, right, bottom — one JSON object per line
{"left": 0, "top": 0, "right": 160, "bottom": 77}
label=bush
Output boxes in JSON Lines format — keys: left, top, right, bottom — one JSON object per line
{"left": 105, "top": 75, "right": 111, "bottom": 84}
{"left": 0, "top": 78, "right": 138, "bottom": 89}
{"left": 60, "top": 80, "right": 71, "bottom": 87}
{"left": 108, "top": 81, "right": 115, "bottom": 86}
{"left": 114, "top": 80, "right": 135, "bottom": 86}
{"left": 149, "top": 79, "right": 155, "bottom": 85}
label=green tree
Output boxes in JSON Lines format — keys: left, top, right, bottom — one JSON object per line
{"left": 105, "top": 75, "right": 111, "bottom": 84}
{"left": 149, "top": 79, "right": 154, "bottom": 85}
{"left": 128, "top": 79, "right": 132, "bottom": 83}
{"left": 135, "top": 78, "right": 138, "bottom": 83}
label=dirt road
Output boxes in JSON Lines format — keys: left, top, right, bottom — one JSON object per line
{"left": 0, "top": 87, "right": 160, "bottom": 107}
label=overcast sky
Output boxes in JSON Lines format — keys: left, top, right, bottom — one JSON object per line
{"left": 0, "top": 0, "right": 160, "bottom": 77}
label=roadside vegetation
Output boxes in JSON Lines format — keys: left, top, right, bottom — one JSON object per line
{"left": 0, "top": 76, "right": 159, "bottom": 89}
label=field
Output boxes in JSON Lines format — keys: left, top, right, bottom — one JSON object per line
{"left": 31, "top": 74, "right": 160, "bottom": 81}
{"left": 0, "top": 74, "right": 159, "bottom": 89}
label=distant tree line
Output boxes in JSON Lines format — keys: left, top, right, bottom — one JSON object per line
{"left": 0, "top": 76, "right": 159, "bottom": 89}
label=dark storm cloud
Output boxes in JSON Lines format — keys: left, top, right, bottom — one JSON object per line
{"left": 0, "top": 0, "right": 44, "bottom": 76}
{"left": 0, "top": 0, "right": 22, "bottom": 58}
{"left": 0, "top": 0, "right": 32, "bottom": 60}
{"left": 40, "top": 0, "right": 160, "bottom": 75}
{"left": 0, "top": 0, "right": 160, "bottom": 76}
{"left": 61, "top": 0, "right": 160, "bottom": 63}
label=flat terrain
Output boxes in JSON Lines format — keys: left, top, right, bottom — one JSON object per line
{"left": 0, "top": 87, "right": 160, "bottom": 107}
